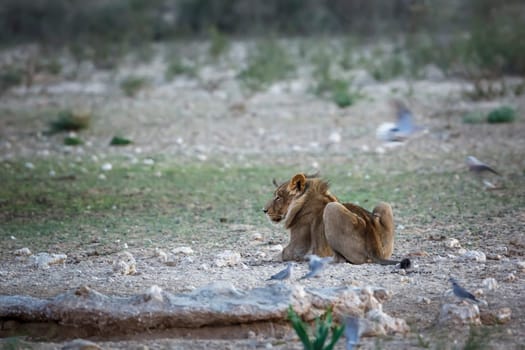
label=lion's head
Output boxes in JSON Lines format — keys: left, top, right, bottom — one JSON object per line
{"left": 262, "top": 178, "right": 295, "bottom": 223}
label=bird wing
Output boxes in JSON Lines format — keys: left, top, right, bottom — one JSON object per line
{"left": 344, "top": 316, "right": 360, "bottom": 350}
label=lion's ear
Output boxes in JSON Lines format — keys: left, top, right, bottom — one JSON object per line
{"left": 288, "top": 173, "right": 307, "bottom": 194}
{"left": 272, "top": 178, "right": 279, "bottom": 187}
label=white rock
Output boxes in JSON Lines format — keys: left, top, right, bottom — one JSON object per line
{"left": 445, "top": 238, "right": 462, "bottom": 249}
{"left": 30, "top": 253, "right": 67, "bottom": 269}
{"left": 417, "top": 296, "right": 431, "bottom": 304}
{"left": 364, "top": 309, "right": 410, "bottom": 335}
{"left": 25, "top": 162, "right": 34, "bottom": 169}
{"left": 516, "top": 261, "right": 525, "bottom": 271}
{"left": 439, "top": 303, "right": 481, "bottom": 325}
{"left": 172, "top": 246, "right": 194, "bottom": 255}
{"left": 268, "top": 244, "right": 283, "bottom": 252}
{"left": 482, "top": 278, "right": 498, "bottom": 290}
{"left": 144, "top": 285, "right": 163, "bottom": 302}
{"left": 251, "top": 232, "right": 263, "bottom": 241}
{"left": 143, "top": 158, "right": 155, "bottom": 165}
{"left": 62, "top": 339, "right": 102, "bottom": 350}
{"left": 114, "top": 251, "right": 137, "bottom": 275}
{"left": 459, "top": 250, "right": 486, "bottom": 262}
{"left": 98, "top": 174, "right": 106, "bottom": 180}
{"left": 214, "top": 250, "right": 242, "bottom": 267}
{"left": 328, "top": 131, "right": 341, "bottom": 144}
{"left": 495, "top": 307, "right": 512, "bottom": 323}
{"left": 154, "top": 248, "right": 168, "bottom": 262}
{"left": 101, "top": 163, "right": 112, "bottom": 171}
{"left": 14, "top": 247, "right": 32, "bottom": 256}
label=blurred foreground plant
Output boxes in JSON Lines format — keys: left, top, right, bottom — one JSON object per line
{"left": 287, "top": 305, "right": 344, "bottom": 350}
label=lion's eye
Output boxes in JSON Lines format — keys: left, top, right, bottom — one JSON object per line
{"left": 275, "top": 196, "right": 281, "bottom": 201}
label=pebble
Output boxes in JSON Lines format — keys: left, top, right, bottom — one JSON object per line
{"left": 214, "top": 250, "right": 241, "bottom": 267}
{"left": 101, "top": 163, "right": 112, "bottom": 171}
{"left": 251, "top": 233, "right": 263, "bottom": 241}
{"left": 445, "top": 238, "right": 461, "bottom": 249}
{"left": 503, "top": 273, "right": 516, "bottom": 282}
{"left": 459, "top": 250, "right": 486, "bottom": 262}
{"left": 268, "top": 244, "right": 283, "bottom": 252}
{"left": 516, "top": 261, "right": 525, "bottom": 271}
{"left": 482, "top": 278, "right": 498, "bottom": 290}
{"left": 14, "top": 247, "right": 32, "bottom": 256}
{"left": 172, "top": 246, "right": 194, "bottom": 255}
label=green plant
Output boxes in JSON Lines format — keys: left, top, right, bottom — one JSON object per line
{"left": 49, "top": 109, "right": 91, "bottom": 133}
{"left": 110, "top": 136, "right": 132, "bottom": 146}
{"left": 287, "top": 305, "right": 344, "bottom": 350}
{"left": 238, "top": 39, "right": 295, "bottom": 91}
{"left": 487, "top": 106, "right": 516, "bottom": 124}
{"left": 64, "top": 136, "right": 83, "bottom": 146}
{"left": 0, "top": 66, "right": 24, "bottom": 93}
{"left": 165, "top": 59, "right": 197, "bottom": 80}
{"left": 120, "top": 76, "right": 148, "bottom": 97}
{"left": 208, "top": 26, "right": 230, "bottom": 58}
{"left": 311, "top": 53, "right": 362, "bottom": 108}
{"left": 462, "top": 111, "right": 486, "bottom": 124}
{"left": 463, "top": 326, "right": 490, "bottom": 350}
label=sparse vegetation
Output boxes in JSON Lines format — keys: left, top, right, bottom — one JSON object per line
{"left": 0, "top": 66, "right": 24, "bottom": 93}
{"left": 287, "top": 306, "right": 344, "bottom": 350}
{"left": 487, "top": 106, "right": 516, "bottom": 124}
{"left": 165, "top": 59, "right": 197, "bottom": 80}
{"left": 208, "top": 27, "right": 230, "bottom": 59}
{"left": 238, "top": 39, "right": 295, "bottom": 91}
{"left": 49, "top": 109, "right": 91, "bottom": 133}
{"left": 64, "top": 136, "right": 83, "bottom": 146}
{"left": 120, "top": 76, "right": 148, "bottom": 97}
{"left": 110, "top": 136, "right": 133, "bottom": 146}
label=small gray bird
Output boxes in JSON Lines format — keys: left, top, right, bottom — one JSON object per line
{"left": 267, "top": 262, "right": 293, "bottom": 281}
{"left": 344, "top": 316, "right": 360, "bottom": 350}
{"left": 376, "top": 100, "right": 423, "bottom": 142}
{"left": 449, "top": 277, "right": 479, "bottom": 303}
{"left": 300, "top": 254, "right": 333, "bottom": 279}
{"left": 466, "top": 156, "right": 500, "bottom": 175}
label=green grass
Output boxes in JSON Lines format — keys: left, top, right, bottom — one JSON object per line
{"left": 1, "top": 155, "right": 523, "bottom": 254}
{"left": 120, "top": 76, "right": 149, "bottom": 97}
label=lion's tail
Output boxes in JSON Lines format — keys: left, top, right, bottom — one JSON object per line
{"left": 373, "top": 257, "right": 411, "bottom": 269}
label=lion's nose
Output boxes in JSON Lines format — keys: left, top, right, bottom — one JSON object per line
{"left": 262, "top": 208, "right": 268, "bottom": 213}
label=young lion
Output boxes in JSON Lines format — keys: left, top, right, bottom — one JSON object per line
{"left": 264, "top": 173, "right": 407, "bottom": 265}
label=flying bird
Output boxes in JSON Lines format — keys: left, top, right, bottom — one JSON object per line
{"left": 449, "top": 277, "right": 479, "bottom": 303}
{"left": 376, "top": 100, "right": 423, "bottom": 142}
{"left": 267, "top": 262, "right": 293, "bottom": 281}
{"left": 466, "top": 156, "right": 500, "bottom": 175}
{"left": 344, "top": 316, "right": 360, "bottom": 350}
{"left": 300, "top": 254, "right": 333, "bottom": 279}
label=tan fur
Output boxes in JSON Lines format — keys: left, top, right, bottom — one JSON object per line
{"left": 264, "top": 173, "right": 395, "bottom": 264}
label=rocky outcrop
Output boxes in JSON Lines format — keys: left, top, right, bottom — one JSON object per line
{"left": 0, "top": 283, "right": 408, "bottom": 337}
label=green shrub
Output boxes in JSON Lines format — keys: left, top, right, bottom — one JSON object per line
{"left": 487, "top": 106, "right": 516, "bottom": 124}
{"left": 462, "top": 111, "right": 486, "bottom": 124}
{"left": 49, "top": 109, "right": 91, "bottom": 133}
{"left": 165, "top": 59, "right": 197, "bottom": 80}
{"left": 287, "top": 305, "right": 344, "bottom": 350}
{"left": 120, "top": 76, "right": 148, "bottom": 97}
{"left": 238, "top": 39, "right": 295, "bottom": 91}
{"left": 0, "top": 67, "right": 24, "bottom": 93}
{"left": 64, "top": 136, "right": 83, "bottom": 146}
{"left": 208, "top": 26, "right": 230, "bottom": 58}
{"left": 110, "top": 136, "right": 133, "bottom": 146}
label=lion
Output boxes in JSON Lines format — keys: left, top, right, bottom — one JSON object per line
{"left": 264, "top": 173, "right": 409, "bottom": 267}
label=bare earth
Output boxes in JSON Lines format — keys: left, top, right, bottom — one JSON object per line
{"left": 0, "top": 41, "right": 524, "bottom": 349}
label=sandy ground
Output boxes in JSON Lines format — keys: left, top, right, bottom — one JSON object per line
{"left": 0, "top": 41, "right": 524, "bottom": 349}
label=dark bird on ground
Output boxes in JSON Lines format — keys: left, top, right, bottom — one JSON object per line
{"left": 466, "top": 156, "right": 500, "bottom": 175}
{"left": 300, "top": 254, "right": 333, "bottom": 279}
{"left": 267, "top": 262, "right": 293, "bottom": 281}
{"left": 449, "top": 277, "right": 479, "bottom": 303}
{"left": 344, "top": 316, "right": 360, "bottom": 350}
